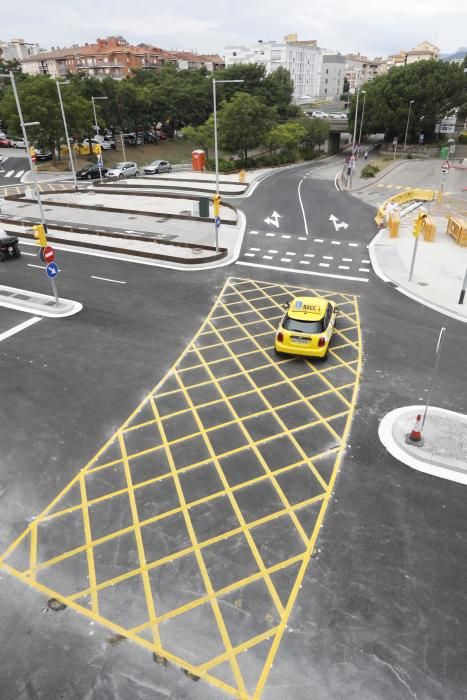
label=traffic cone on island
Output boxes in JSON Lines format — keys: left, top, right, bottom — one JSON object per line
{"left": 405, "top": 414, "right": 424, "bottom": 447}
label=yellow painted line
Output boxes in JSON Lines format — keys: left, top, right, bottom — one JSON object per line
{"left": 0, "top": 277, "right": 361, "bottom": 699}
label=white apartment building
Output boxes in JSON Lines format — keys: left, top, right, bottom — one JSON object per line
{"left": 319, "top": 54, "right": 345, "bottom": 98}
{"left": 224, "top": 37, "right": 322, "bottom": 99}
{"left": 0, "top": 38, "right": 41, "bottom": 62}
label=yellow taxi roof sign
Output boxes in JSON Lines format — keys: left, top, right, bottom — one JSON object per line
{"left": 288, "top": 296, "right": 328, "bottom": 320}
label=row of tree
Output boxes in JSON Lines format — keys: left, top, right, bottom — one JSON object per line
{"left": 348, "top": 58, "right": 467, "bottom": 142}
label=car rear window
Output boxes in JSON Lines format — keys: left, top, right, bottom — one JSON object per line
{"left": 283, "top": 315, "right": 324, "bottom": 334}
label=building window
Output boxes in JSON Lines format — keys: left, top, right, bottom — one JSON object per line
{"left": 232, "top": 52, "right": 237, "bottom": 57}
{"left": 326, "top": 68, "right": 328, "bottom": 74}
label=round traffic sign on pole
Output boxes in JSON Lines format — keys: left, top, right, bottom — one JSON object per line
{"left": 46, "top": 262, "right": 59, "bottom": 279}
{"left": 41, "top": 245, "right": 55, "bottom": 264}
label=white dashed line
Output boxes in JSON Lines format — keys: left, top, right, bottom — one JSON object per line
{"left": 263, "top": 255, "right": 273, "bottom": 260}
{"left": 299, "top": 260, "right": 310, "bottom": 265}
{"left": 268, "top": 249, "right": 278, "bottom": 254}
{"left": 298, "top": 237, "right": 307, "bottom": 241}
{"left": 331, "top": 240, "right": 340, "bottom": 245}
{"left": 304, "top": 253, "right": 314, "bottom": 258}
{"left": 285, "top": 252, "right": 296, "bottom": 256}
{"left": 249, "top": 230, "right": 258, "bottom": 234}
{"left": 349, "top": 243, "right": 359, "bottom": 247}
{"left": 244, "top": 253, "right": 255, "bottom": 257}
{"left": 362, "top": 259, "right": 370, "bottom": 264}
{"left": 339, "top": 265, "right": 350, "bottom": 270}
{"left": 319, "top": 263, "right": 330, "bottom": 268}
{"left": 236, "top": 260, "right": 369, "bottom": 282}
{"left": 359, "top": 267, "right": 370, "bottom": 273}
{"left": 342, "top": 257, "right": 353, "bottom": 262}
{"left": 314, "top": 238, "right": 323, "bottom": 243}
{"left": 281, "top": 235, "right": 291, "bottom": 239}
{"left": 249, "top": 247, "right": 260, "bottom": 251}
{"left": 266, "top": 233, "right": 275, "bottom": 237}
{"left": 280, "top": 258, "right": 292, "bottom": 263}
{"left": 91, "top": 276, "right": 126, "bottom": 284}
{"left": 323, "top": 256, "right": 333, "bottom": 260}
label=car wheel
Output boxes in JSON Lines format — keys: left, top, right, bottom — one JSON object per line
{"left": 0, "top": 250, "right": 6, "bottom": 262}
{"left": 135, "top": 171, "right": 139, "bottom": 177}
{"left": 12, "top": 244, "right": 21, "bottom": 258}
{"left": 119, "top": 173, "right": 124, "bottom": 179}
{"left": 168, "top": 167, "right": 172, "bottom": 172}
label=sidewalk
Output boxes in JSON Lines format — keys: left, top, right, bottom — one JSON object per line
{"left": 351, "top": 158, "right": 467, "bottom": 323}
{"left": 379, "top": 405, "right": 467, "bottom": 485}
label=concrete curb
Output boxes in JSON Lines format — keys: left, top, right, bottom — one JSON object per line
{"left": 0, "top": 284, "right": 82, "bottom": 317}
{"left": 379, "top": 405, "right": 467, "bottom": 485}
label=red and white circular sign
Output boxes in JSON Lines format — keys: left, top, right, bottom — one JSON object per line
{"left": 42, "top": 245, "right": 55, "bottom": 263}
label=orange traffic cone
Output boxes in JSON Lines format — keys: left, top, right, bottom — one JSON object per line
{"left": 405, "top": 413, "right": 424, "bottom": 446}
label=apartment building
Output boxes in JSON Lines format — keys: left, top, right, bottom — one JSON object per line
{"left": 224, "top": 36, "right": 322, "bottom": 99}
{"left": 319, "top": 54, "right": 345, "bottom": 98}
{"left": 21, "top": 36, "right": 224, "bottom": 80}
{"left": 0, "top": 38, "right": 41, "bottom": 62}
{"left": 345, "top": 53, "right": 387, "bottom": 91}
{"left": 387, "top": 41, "right": 440, "bottom": 68}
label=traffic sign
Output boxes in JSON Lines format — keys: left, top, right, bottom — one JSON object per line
{"left": 40, "top": 245, "right": 55, "bottom": 264}
{"left": 350, "top": 155, "right": 356, "bottom": 161}
{"left": 441, "top": 160, "right": 450, "bottom": 171}
{"left": 46, "top": 262, "right": 59, "bottom": 279}
{"left": 215, "top": 216, "right": 221, "bottom": 228}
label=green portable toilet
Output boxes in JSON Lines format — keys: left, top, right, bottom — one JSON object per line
{"left": 439, "top": 146, "right": 449, "bottom": 159}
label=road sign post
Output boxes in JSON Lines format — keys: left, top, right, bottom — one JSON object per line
{"left": 408, "top": 211, "right": 427, "bottom": 282}
{"left": 393, "top": 137, "right": 398, "bottom": 161}
{"left": 214, "top": 215, "right": 221, "bottom": 254}
{"left": 438, "top": 161, "right": 450, "bottom": 202}
{"left": 458, "top": 266, "right": 467, "bottom": 305}
{"left": 421, "top": 326, "right": 446, "bottom": 429}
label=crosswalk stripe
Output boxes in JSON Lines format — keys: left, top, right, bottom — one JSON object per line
{"left": 15, "top": 170, "right": 24, "bottom": 178}
{"left": 5, "top": 170, "right": 14, "bottom": 178}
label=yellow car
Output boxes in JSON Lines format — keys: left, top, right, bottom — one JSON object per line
{"left": 274, "top": 296, "right": 338, "bottom": 358}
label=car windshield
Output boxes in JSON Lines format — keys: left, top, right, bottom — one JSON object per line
{"left": 283, "top": 315, "right": 324, "bottom": 334}
{"left": 115, "top": 163, "right": 126, "bottom": 169}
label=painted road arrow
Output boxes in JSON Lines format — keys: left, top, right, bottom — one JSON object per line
{"left": 329, "top": 214, "right": 349, "bottom": 231}
{"left": 264, "top": 211, "right": 281, "bottom": 228}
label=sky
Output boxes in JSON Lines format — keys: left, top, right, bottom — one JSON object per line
{"left": 3, "top": 0, "right": 466, "bottom": 58}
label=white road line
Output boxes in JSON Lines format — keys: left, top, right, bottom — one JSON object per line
{"left": 262, "top": 255, "right": 273, "bottom": 260}
{"left": 331, "top": 240, "right": 340, "bottom": 245}
{"left": 281, "top": 235, "right": 291, "bottom": 239}
{"left": 266, "top": 233, "right": 275, "bottom": 237}
{"left": 342, "top": 257, "right": 353, "bottom": 262}
{"left": 249, "top": 230, "right": 258, "bottom": 234}
{"left": 323, "top": 256, "right": 333, "bottom": 260}
{"left": 281, "top": 258, "right": 292, "bottom": 262}
{"left": 90, "top": 275, "right": 126, "bottom": 284}
{"left": 339, "top": 265, "right": 350, "bottom": 270}
{"left": 297, "top": 178, "right": 309, "bottom": 237}
{"left": 5, "top": 170, "right": 14, "bottom": 178}
{"left": 304, "top": 253, "right": 314, "bottom": 257}
{"left": 299, "top": 260, "right": 310, "bottom": 265}
{"left": 249, "top": 247, "right": 260, "bottom": 251}
{"left": 298, "top": 237, "right": 307, "bottom": 241}
{"left": 15, "top": 170, "right": 25, "bottom": 178}
{"left": 0, "top": 316, "right": 41, "bottom": 343}
{"left": 244, "top": 253, "right": 255, "bottom": 257}
{"left": 268, "top": 249, "right": 278, "bottom": 253}
{"left": 349, "top": 242, "right": 359, "bottom": 247}
{"left": 359, "top": 268, "right": 370, "bottom": 273}
{"left": 22, "top": 252, "right": 36, "bottom": 257}
{"left": 236, "top": 260, "right": 369, "bottom": 283}
{"left": 334, "top": 171, "right": 341, "bottom": 191}
{"left": 27, "top": 263, "right": 62, "bottom": 271}
{"left": 362, "top": 259, "right": 370, "bottom": 264}
{"left": 319, "top": 263, "right": 330, "bottom": 268}
{"left": 314, "top": 238, "right": 323, "bottom": 243}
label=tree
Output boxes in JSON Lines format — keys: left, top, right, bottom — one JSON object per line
{"left": 261, "top": 67, "right": 295, "bottom": 119}
{"left": 182, "top": 115, "right": 214, "bottom": 158}
{"left": 299, "top": 117, "right": 330, "bottom": 156}
{"left": 218, "top": 92, "right": 274, "bottom": 162}
{"left": 349, "top": 60, "right": 466, "bottom": 142}
{"left": 267, "top": 121, "right": 307, "bottom": 160}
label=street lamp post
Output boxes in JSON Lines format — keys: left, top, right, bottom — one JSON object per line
{"left": 358, "top": 90, "right": 367, "bottom": 145}
{"left": 351, "top": 72, "right": 362, "bottom": 155}
{"left": 404, "top": 100, "right": 414, "bottom": 151}
{"left": 56, "top": 80, "right": 77, "bottom": 191}
{"left": 1, "top": 71, "right": 59, "bottom": 303}
{"left": 212, "top": 78, "right": 244, "bottom": 252}
{"left": 91, "top": 96, "right": 108, "bottom": 183}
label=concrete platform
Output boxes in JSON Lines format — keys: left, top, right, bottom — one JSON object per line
{"left": 0, "top": 283, "right": 82, "bottom": 317}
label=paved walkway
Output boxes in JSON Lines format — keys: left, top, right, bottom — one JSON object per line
{"left": 379, "top": 405, "right": 467, "bottom": 484}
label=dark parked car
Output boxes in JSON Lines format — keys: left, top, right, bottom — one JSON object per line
{"left": 0, "top": 229, "right": 21, "bottom": 261}
{"left": 35, "top": 149, "right": 53, "bottom": 162}
{"left": 77, "top": 163, "right": 108, "bottom": 180}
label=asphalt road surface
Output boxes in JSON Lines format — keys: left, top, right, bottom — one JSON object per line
{"left": 0, "top": 149, "right": 29, "bottom": 186}
{"left": 0, "top": 162, "right": 466, "bottom": 700}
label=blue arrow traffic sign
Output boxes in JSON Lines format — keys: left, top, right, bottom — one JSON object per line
{"left": 46, "top": 262, "right": 59, "bottom": 278}
{"left": 215, "top": 216, "right": 221, "bottom": 228}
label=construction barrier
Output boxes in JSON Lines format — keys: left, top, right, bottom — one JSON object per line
{"left": 239, "top": 169, "right": 247, "bottom": 183}
{"left": 446, "top": 216, "right": 467, "bottom": 247}
{"left": 375, "top": 188, "right": 435, "bottom": 226}
{"left": 388, "top": 211, "right": 400, "bottom": 238}
{"left": 422, "top": 215, "right": 436, "bottom": 242}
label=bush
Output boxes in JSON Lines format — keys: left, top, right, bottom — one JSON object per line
{"left": 458, "top": 132, "right": 467, "bottom": 145}
{"left": 361, "top": 164, "right": 380, "bottom": 178}
{"left": 406, "top": 153, "right": 413, "bottom": 159}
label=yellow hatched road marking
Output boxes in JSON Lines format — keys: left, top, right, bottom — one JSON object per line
{"left": 0, "top": 276, "right": 361, "bottom": 699}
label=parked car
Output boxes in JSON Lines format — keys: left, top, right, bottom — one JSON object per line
{"left": 310, "top": 110, "right": 328, "bottom": 119}
{"left": 143, "top": 159, "right": 172, "bottom": 175}
{"left": 82, "top": 138, "right": 112, "bottom": 151}
{"left": 35, "top": 149, "right": 53, "bottom": 162}
{"left": 12, "top": 138, "right": 26, "bottom": 148}
{"left": 142, "top": 131, "right": 156, "bottom": 143}
{"left": 0, "top": 228, "right": 21, "bottom": 261}
{"left": 156, "top": 130, "right": 168, "bottom": 141}
{"left": 0, "top": 137, "right": 12, "bottom": 147}
{"left": 105, "top": 161, "right": 139, "bottom": 178}
{"left": 329, "top": 112, "right": 347, "bottom": 119}
{"left": 76, "top": 163, "right": 108, "bottom": 180}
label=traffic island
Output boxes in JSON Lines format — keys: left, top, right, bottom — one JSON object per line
{"left": 379, "top": 405, "right": 467, "bottom": 484}
{"left": 0, "top": 283, "right": 82, "bottom": 317}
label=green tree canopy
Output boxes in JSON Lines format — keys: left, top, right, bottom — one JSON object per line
{"left": 349, "top": 60, "right": 466, "bottom": 141}
{"left": 218, "top": 92, "right": 274, "bottom": 161}
{"left": 182, "top": 115, "right": 215, "bottom": 158}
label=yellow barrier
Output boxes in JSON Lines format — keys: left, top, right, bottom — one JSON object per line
{"left": 422, "top": 215, "right": 436, "bottom": 242}
{"left": 446, "top": 216, "right": 467, "bottom": 246}
{"left": 388, "top": 211, "right": 400, "bottom": 238}
{"left": 375, "top": 188, "right": 435, "bottom": 226}
{"left": 239, "top": 169, "right": 247, "bottom": 183}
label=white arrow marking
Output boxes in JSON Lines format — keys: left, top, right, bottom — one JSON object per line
{"left": 264, "top": 210, "right": 281, "bottom": 228}
{"left": 329, "top": 214, "right": 349, "bottom": 231}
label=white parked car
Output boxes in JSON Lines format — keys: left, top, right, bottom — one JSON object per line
{"left": 329, "top": 112, "right": 347, "bottom": 119}
{"left": 82, "top": 138, "right": 112, "bottom": 150}
{"left": 12, "top": 138, "right": 26, "bottom": 148}
{"left": 310, "top": 110, "right": 328, "bottom": 118}
{"left": 143, "top": 159, "right": 172, "bottom": 175}
{"left": 106, "top": 161, "right": 139, "bottom": 178}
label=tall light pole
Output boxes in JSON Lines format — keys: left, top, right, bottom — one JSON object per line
{"left": 358, "top": 90, "right": 367, "bottom": 145}
{"left": 212, "top": 78, "right": 244, "bottom": 252}
{"left": 56, "top": 80, "right": 77, "bottom": 191}
{"left": 0, "top": 71, "right": 59, "bottom": 303}
{"left": 351, "top": 71, "right": 362, "bottom": 154}
{"left": 91, "top": 96, "right": 108, "bottom": 182}
{"left": 404, "top": 100, "right": 414, "bottom": 151}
